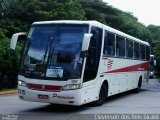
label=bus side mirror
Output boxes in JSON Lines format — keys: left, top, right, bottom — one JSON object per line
{"left": 81, "top": 33, "right": 92, "bottom": 51}
{"left": 10, "top": 32, "right": 27, "bottom": 50}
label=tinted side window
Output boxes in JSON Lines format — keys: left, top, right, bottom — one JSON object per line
{"left": 140, "top": 44, "right": 146, "bottom": 60}
{"left": 116, "top": 35, "right": 125, "bottom": 57}
{"left": 134, "top": 42, "right": 140, "bottom": 59}
{"left": 103, "top": 31, "right": 115, "bottom": 56}
{"left": 146, "top": 46, "right": 150, "bottom": 61}
{"left": 126, "top": 39, "right": 133, "bottom": 58}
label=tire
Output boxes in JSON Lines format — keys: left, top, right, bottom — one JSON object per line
{"left": 134, "top": 79, "right": 142, "bottom": 93}
{"left": 93, "top": 84, "right": 108, "bottom": 106}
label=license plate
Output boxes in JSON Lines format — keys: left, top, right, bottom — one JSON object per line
{"left": 38, "top": 94, "right": 49, "bottom": 99}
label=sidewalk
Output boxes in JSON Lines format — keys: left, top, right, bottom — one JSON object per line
{"left": 0, "top": 89, "right": 17, "bottom": 95}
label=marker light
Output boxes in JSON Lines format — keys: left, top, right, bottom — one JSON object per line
{"left": 18, "top": 80, "right": 26, "bottom": 87}
{"left": 63, "top": 84, "right": 82, "bottom": 90}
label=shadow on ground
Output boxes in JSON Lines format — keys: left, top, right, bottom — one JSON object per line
{"left": 22, "top": 90, "right": 138, "bottom": 113}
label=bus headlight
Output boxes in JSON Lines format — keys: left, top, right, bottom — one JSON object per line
{"left": 18, "top": 80, "right": 26, "bottom": 87}
{"left": 63, "top": 84, "right": 82, "bottom": 90}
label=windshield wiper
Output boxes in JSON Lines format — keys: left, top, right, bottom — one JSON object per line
{"left": 45, "top": 31, "right": 61, "bottom": 79}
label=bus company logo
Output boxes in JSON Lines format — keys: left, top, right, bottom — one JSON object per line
{"left": 53, "top": 94, "right": 74, "bottom": 99}
{"left": 107, "top": 59, "right": 114, "bottom": 70}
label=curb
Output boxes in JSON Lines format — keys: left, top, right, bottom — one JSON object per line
{"left": 0, "top": 90, "right": 17, "bottom": 95}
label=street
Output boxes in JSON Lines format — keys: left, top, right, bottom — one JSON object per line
{"left": 0, "top": 79, "right": 160, "bottom": 120}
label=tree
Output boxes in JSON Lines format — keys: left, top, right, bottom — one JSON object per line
{"left": 79, "top": 0, "right": 152, "bottom": 43}
{"left": 117, "top": 13, "right": 152, "bottom": 43}
{"left": 0, "top": 0, "right": 86, "bottom": 89}
{"left": 6, "top": 0, "right": 85, "bottom": 23}
{"left": 152, "top": 40, "right": 160, "bottom": 77}
{"left": 0, "top": 38, "right": 19, "bottom": 89}
{"left": 79, "top": 0, "right": 108, "bottom": 23}
{"left": 0, "top": 0, "right": 6, "bottom": 17}
{"left": 147, "top": 25, "right": 160, "bottom": 41}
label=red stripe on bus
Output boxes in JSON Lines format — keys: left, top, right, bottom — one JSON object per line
{"left": 27, "top": 83, "right": 62, "bottom": 91}
{"left": 103, "top": 62, "right": 149, "bottom": 74}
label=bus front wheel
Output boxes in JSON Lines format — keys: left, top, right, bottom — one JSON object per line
{"left": 93, "top": 84, "right": 108, "bottom": 106}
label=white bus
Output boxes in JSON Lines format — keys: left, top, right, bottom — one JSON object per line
{"left": 10, "top": 20, "right": 150, "bottom": 106}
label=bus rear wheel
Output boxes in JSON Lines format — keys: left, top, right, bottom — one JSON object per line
{"left": 134, "top": 79, "right": 142, "bottom": 93}
{"left": 93, "top": 84, "right": 107, "bottom": 106}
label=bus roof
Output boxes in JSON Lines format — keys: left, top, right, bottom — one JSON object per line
{"left": 32, "top": 20, "right": 149, "bottom": 46}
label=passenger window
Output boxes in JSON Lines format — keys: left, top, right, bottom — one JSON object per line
{"left": 140, "top": 44, "right": 146, "bottom": 60}
{"left": 103, "top": 31, "right": 115, "bottom": 56}
{"left": 116, "top": 35, "right": 125, "bottom": 57}
{"left": 134, "top": 42, "right": 140, "bottom": 59}
{"left": 146, "top": 46, "right": 150, "bottom": 61}
{"left": 126, "top": 39, "right": 133, "bottom": 58}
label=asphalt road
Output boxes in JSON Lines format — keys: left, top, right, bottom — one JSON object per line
{"left": 0, "top": 79, "right": 160, "bottom": 120}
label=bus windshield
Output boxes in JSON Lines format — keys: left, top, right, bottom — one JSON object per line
{"left": 19, "top": 24, "right": 89, "bottom": 80}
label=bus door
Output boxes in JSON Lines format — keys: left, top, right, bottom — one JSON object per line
{"left": 83, "top": 26, "right": 102, "bottom": 84}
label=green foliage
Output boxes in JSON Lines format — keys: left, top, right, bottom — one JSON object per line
{"left": 0, "top": 39, "right": 19, "bottom": 89}
{"left": 152, "top": 40, "right": 160, "bottom": 77}
{"left": 0, "top": 28, "right": 5, "bottom": 39}
{"left": 117, "top": 13, "right": 152, "bottom": 43}
{"left": 79, "top": 0, "right": 152, "bottom": 43}
{"left": 6, "top": 0, "right": 85, "bottom": 23}
{"left": 0, "top": 0, "right": 86, "bottom": 89}
{"left": 79, "top": 0, "right": 108, "bottom": 23}
{"left": 147, "top": 25, "right": 160, "bottom": 59}
{"left": 147, "top": 25, "right": 160, "bottom": 43}
{"left": 153, "top": 40, "right": 160, "bottom": 57}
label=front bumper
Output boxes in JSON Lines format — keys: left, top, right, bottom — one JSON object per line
{"left": 18, "top": 86, "right": 82, "bottom": 106}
